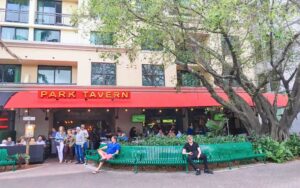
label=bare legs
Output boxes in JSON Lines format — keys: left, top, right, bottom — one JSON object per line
{"left": 94, "top": 149, "right": 106, "bottom": 172}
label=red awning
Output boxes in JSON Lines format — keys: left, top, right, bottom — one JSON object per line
{"left": 3, "top": 87, "right": 288, "bottom": 109}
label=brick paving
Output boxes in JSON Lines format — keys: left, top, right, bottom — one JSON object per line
{"left": 0, "top": 159, "right": 299, "bottom": 188}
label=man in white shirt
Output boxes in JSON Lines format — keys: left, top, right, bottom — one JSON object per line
{"left": 75, "top": 127, "right": 85, "bottom": 164}
{"left": 81, "top": 124, "right": 89, "bottom": 153}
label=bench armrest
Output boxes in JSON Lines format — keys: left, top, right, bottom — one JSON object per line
{"left": 182, "top": 153, "right": 189, "bottom": 161}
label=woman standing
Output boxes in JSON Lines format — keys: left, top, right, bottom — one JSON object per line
{"left": 64, "top": 129, "right": 75, "bottom": 163}
{"left": 55, "top": 126, "right": 66, "bottom": 163}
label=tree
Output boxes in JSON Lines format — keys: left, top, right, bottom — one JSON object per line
{"left": 75, "top": 0, "right": 300, "bottom": 140}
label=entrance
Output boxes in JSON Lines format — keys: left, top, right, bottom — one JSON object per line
{"left": 53, "top": 108, "right": 115, "bottom": 135}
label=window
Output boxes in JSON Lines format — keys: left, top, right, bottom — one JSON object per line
{"left": 177, "top": 70, "right": 201, "bottom": 87}
{"left": 91, "top": 63, "right": 116, "bottom": 85}
{"left": 141, "top": 30, "right": 164, "bottom": 51}
{"left": 36, "top": 0, "right": 62, "bottom": 25}
{"left": 0, "top": 64, "right": 21, "bottom": 83}
{"left": 34, "top": 29, "right": 60, "bottom": 42}
{"left": 175, "top": 34, "right": 210, "bottom": 64}
{"left": 1, "top": 27, "right": 28, "bottom": 40}
{"left": 90, "top": 32, "right": 114, "bottom": 45}
{"left": 38, "top": 66, "right": 71, "bottom": 84}
{"left": 221, "top": 35, "right": 240, "bottom": 56}
{"left": 6, "top": 0, "right": 29, "bottom": 23}
{"left": 142, "top": 64, "right": 165, "bottom": 86}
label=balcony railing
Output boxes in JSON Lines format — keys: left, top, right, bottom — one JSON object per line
{"left": 35, "top": 12, "right": 73, "bottom": 27}
{"left": 0, "top": 8, "right": 29, "bottom": 23}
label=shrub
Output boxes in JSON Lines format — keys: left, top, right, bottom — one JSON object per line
{"left": 284, "top": 134, "right": 300, "bottom": 157}
{"left": 121, "top": 134, "right": 247, "bottom": 146}
{"left": 252, "top": 135, "right": 298, "bottom": 163}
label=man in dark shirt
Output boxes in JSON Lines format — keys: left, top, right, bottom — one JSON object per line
{"left": 182, "top": 135, "right": 213, "bottom": 175}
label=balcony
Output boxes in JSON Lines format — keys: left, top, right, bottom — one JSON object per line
{"left": 35, "top": 12, "right": 73, "bottom": 27}
{"left": 0, "top": 8, "right": 29, "bottom": 23}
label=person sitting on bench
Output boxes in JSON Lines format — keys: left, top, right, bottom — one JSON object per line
{"left": 182, "top": 135, "right": 213, "bottom": 175}
{"left": 92, "top": 136, "right": 120, "bottom": 174}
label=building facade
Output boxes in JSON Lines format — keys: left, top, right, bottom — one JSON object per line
{"left": 0, "top": 0, "right": 212, "bottom": 140}
{"left": 0, "top": 0, "right": 287, "bottom": 141}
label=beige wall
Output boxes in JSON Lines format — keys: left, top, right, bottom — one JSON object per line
{"left": 0, "top": 45, "right": 177, "bottom": 87}
{"left": 15, "top": 109, "right": 53, "bottom": 139}
{"left": 21, "top": 64, "right": 38, "bottom": 83}
{"left": 0, "top": 0, "right": 6, "bottom": 9}
{"left": 62, "top": 1, "right": 78, "bottom": 15}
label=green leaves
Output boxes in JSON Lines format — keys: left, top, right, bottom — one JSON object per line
{"left": 252, "top": 134, "right": 300, "bottom": 163}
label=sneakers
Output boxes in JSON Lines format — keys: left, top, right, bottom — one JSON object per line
{"left": 204, "top": 169, "right": 213, "bottom": 174}
{"left": 195, "top": 169, "right": 201, "bottom": 175}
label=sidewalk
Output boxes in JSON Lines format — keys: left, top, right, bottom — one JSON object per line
{"left": 0, "top": 159, "right": 300, "bottom": 188}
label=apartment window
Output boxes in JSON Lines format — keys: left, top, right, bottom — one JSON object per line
{"left": 0, "top": 64, "right": 21, "bottom": 83}
{"left": 36, "top": 0, "right": 62, "bottom": 25}
{"left": 91, "top": 63, "right": 116, "bottom": 85}
{"left": 34, "top": 29, "right": 60, "bottom": 42}
{"left": 1, "top": 27, "right": 28, "bottom": 41}
{"left": 177, "top": 70, "right": 201, "bottom": 87}
{"left": 142, "top": 64, "right": 165, "bottom": 86}
{"left": 90, "top": 32, "right": 114, "bottom": 45}
{"left": 141, "top": 30, "right": 164, "bottom": 51}
{"left": 5, "top": 0, "right": 29, "bottom": 23}
{"left": 38, "top": 66, "right": 71, "bottom": 84}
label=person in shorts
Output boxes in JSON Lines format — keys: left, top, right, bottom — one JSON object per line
{"left": 92, "top": 136, "right": 120, "bottom": 174}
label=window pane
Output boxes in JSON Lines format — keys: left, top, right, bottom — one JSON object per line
{"left": 90, "top": 32, "right": 114, "bottom": 45}
{"left": 6, "top": 0, "right": 29, "bottom": 23}
{"left": 38, "top": 67, "right": 54, "bottom": 84}
{"left": 178, "top": 71, "right": 201, "bottom": 87}
{"left": 37, "top": 0, "right": 62, "bottom": 25}
{"left": 55, "top": 68, "right": 71, "bottom": 84}
{"left": 1, "top": 27, "right": 28, "bottom": 41}
{"left": 142, "top": 64, "right": 165, "bottom": 86}
{"left": 0, "top": 64, "right": 20, "bottom": 83}
{"left": 1, "top": 27, "right": 15, "bottom": 40}
{"left": 15, "top": 28, "right": 28, "bottom": 40}
{"left": 35, "top": 29, "right": 60, "bottom": 42}
{"left": 91, "top": 63, "right": 116, "bottom": 85}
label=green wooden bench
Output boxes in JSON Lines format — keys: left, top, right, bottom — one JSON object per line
{"left": 107, "top": 146, "right": 141, "bottom": 173}
{"left": 0, "top": 149, "right": 16, "bottom": 171}
{"left": 84, "top": 142, "right": 266, "bottom": 173}
{"left": 187, "top": 142, "right": 266, "bottom": 171}
{"left": 132, "top": 146, "right": 186, "bottom": 173}
{"left": 85, "top": 143, "right": 107, "bottom": 164}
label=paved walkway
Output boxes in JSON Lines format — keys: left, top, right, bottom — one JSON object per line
{"left": 1, "top": 160, "right": 300, "bottom": 188}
